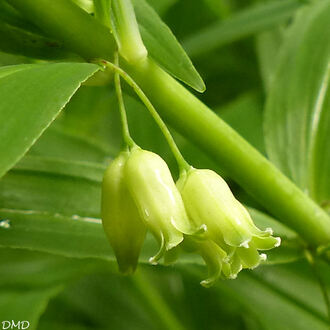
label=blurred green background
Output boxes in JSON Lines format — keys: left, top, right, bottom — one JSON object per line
{"left": 0, "top": 0, "right": 329, "bottom": 329}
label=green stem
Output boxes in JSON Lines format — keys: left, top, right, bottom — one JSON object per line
{"left": 6, "top": 0, "right": 116, "bottom": 60}
{"left": 103, "top": 59, "right": 190, "bottom": 172}
{"left": 9, "top": 0, "right": 330, "bottom": 246}
{"left": 113, "top": 53, "right": 135, "bottom": 148}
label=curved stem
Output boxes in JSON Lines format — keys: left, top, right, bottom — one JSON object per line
{"left": 102, "top": 59, "right": 190, "bottom": 172}
{"left": 113, "top": 53, "right": 135, "bottom": 149}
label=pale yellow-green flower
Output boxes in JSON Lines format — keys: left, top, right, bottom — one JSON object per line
{"left": 101, "top": 151, "right": 146, "bottom": 274}
{"left": 125, "top": 148, "right": 194, "bottom": 263}
{"left": 177, "top": 168, "right": 280, "bottom": 284}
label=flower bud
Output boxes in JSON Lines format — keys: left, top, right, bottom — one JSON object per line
{"left": 124, "top": 148, "right": 193, "bottom": 263}
{"left": 102, "top": 151, "right": 146, "bottom": 274}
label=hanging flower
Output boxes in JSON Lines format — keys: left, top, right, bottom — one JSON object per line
{"left": 124, "top": 147, "right": 195, "bottom": 263}
{"left": 102, "top": 151, "right": 147, "bottom": 274}
{"left": 177, "top": 168, "right": 280, "bottom": 284}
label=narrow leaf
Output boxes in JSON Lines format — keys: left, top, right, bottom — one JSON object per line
{"left": 132, "top": 0, "right": 205, "bottom": 92}
{"left": 264, "top": 1, "right": 330, "bottom": 206}
{"left": 0, "top": 62, "right": 99, "bottom": 178}
{"left": 183, "top": 0, "right": 302, "bottom": 58}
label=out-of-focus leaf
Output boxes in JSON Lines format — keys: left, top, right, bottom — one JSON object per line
{"left": 183, "top": 0, "right": 302, "bottom": 58}
{"left": 0, "top": 63, "right": 99, "bottom": 179}
{"left": 220, "top": 263, "right": 330, "bottom": 330}
{"left": 0, "top": 286, "right": 63, "bottom": 330}
{"left": 54, "top": 86, "right": 120, "bottom": 155}
{"left": 39, "top": 272, "right": 166, "bottom": 330}
{"left": 0, "top": 210, "right": 112, "bottom": 260}
{"left": 0, "top": 248, "right": 104, "bottom": 288}
{"left": 202, "top": 0, "right": 232, "bottom": 19}
{"left": 29, "top": 126, "right": 111, "bottom": 164}
{"left": 0, "top": 50, "right": 27, "bottom": 66}
{"left": 0, "top": 21, "right": 77, "bottom": 60}
{"left": 255, "top": 27, "right": 285, "bottom": 91}
{"left": 0, "top": 247, "right": 109, "bottom": 330}
{"left": 132, "top": 0, "right": 205, "bottom": 92}
{"left": 217, "top": 92, "right": 266, "bottom": 154}
{"left": 0, "top": 156, "right": 104, "bottom": 217}
{"left": 184, "top": 259, "right": 330, "bottom": 330}
{"left": 264, "top": 1, "right": 330, "bottom": 206}
{"left": 0, "top": 0, "right": 40, "bottom": 33}
{"left": 146, "top": 0, "right": 178, "bottom": 16}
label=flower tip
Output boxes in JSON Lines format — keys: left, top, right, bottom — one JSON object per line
{"left": 228, "top": 273, "right": 238, "bottom": 280}
{"left": 166, "top": 236, "right": 183, "bottom": 251}
{"left": 119, "top": 265, "right": 136, "bottom": 276}
{"left": 149, "top": 256, "right": 159, "bottom": 265}
{"left": 265, "top": 227, "right": 274, "bottom": 235}
{"left": 200, "top": 278, "right": 216, "bottom": 288}
{"left": 260, "top": 253, "right": 267, "bottom": 262}
{"left": 274, "top": 237, "right": 281, "bottom": 247}
{"left": 199, "top": 224, "right": 208, "bottom": 234}
{"left": 240, "top": 240, "right": 250, "bottom": 248}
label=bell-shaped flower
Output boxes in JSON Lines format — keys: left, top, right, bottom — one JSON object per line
{"left": 182, "top": 235, "right": 229, "bottom": 287}
{"left": 178, "top": 169, "right": 280, "bottom": 248}
{"left": 177, "top": 168, "right": 280, "bottom": 283}
{"left": 101, "top": 151, "right": 146, "bottom": 274}
{"left": 124, "top": 148, "right": 194, "bottom": 263}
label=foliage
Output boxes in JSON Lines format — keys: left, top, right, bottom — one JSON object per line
{"left": 0, "top": 0, "right": 329, "bottom": 329}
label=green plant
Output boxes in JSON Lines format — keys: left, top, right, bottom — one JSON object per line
{"left": 0, "top": 0, "right": 329, "bottom": 329}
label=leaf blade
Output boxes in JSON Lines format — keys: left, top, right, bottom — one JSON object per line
{"left": 264, "top": 1, "right": 330, "bottom": 205}
{"left": 0, "top": 62, "right": 99, "bottom": 178}
{"left": 132, "top": 0, "right": 205, "bottom": 92}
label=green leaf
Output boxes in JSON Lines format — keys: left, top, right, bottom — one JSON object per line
{"left": 0, "top": 62, "right": 99, "bottom": 179}
{"left": 218, "top": 261, "right": 330, "bottom": 330}
{"left": 217, "top": 92, "right": 266, "bottom": 154}
{"left": 255, "top": 27, "right": 285, "bottom": 91}
{"left": 0, "top": 21, "right": 79, "bottom": 60}
{"left": 0, "top": 0, "right": 40, "bottom": 33}
{"left": 132, "top": 0, "right": 205, "bottom": 92}
{"left": 0, "top": 286, "right": 63, "bottom": 330}
{"left": 182, "top": 0, "right": 302, "bottom": 58}
{"left": 0, "top": 156, "right": 104, "bottom": 217}
{"left": 264, "top": 1, "right": 330, "bottom": 206}
{"left": 146, "top": 0, "right": 178, "bottom": 16}
{"left": 29, "top": 125, "right": 111, "bottom": 163}
{"left": 0, "top": 247, "right": 106, "bottom": 330}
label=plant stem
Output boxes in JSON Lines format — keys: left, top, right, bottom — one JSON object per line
{"left": 113, "top": 53, "right": 135, "bottom": 148}
{"left": 103, "top": 59, "right": 190, "bottom": 172}
{"left": 6, "top": 0, "right": 116, "bottom": 60}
